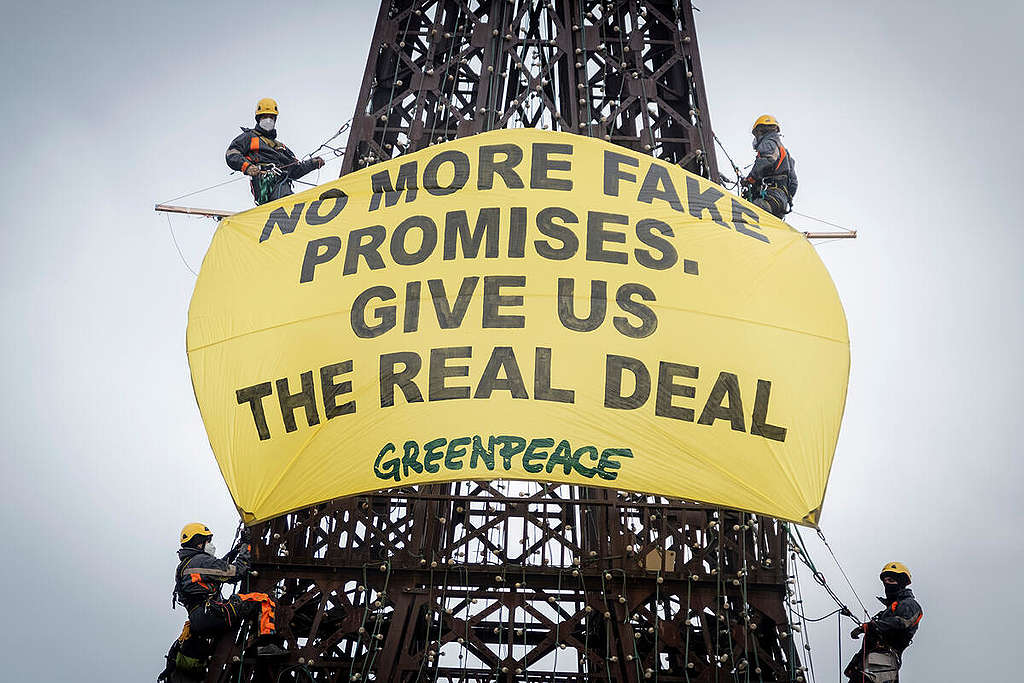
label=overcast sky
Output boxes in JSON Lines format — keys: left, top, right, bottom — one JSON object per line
{"left": 1, "top": 1, "right": 1021, "bottom": 680}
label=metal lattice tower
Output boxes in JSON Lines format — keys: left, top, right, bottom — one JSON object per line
{"left": 208, "top": 2, "right": 804, "bottom": 682}
{"left": 342, "top": 0, "right": 718, "bottom": 180}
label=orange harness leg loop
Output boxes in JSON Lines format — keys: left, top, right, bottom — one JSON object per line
{"left": 238, "top": 592, "right": 276, "bottom": 635}
{"left": 774, "top": 143, "right": 788, "bottom": 171}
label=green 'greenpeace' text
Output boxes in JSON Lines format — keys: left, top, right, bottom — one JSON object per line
{"left": 373, "top": 435, "right": 634, "bottom": 483}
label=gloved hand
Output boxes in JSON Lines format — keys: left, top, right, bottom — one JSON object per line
{"left": 236, "top": 543, "right": 251, "bottom": 565}
{"left": 314, "top": 157, "right": 325, "bottom": 169}
{"left": 850, "top": 623, "right": 867, "bottom": 639}
{"left": 244, "top": 165, "right": 263, "bottom": 178}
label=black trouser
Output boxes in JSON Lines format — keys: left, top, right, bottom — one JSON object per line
{"left": 752, "top": 186, "right": 790, "bottom": 219}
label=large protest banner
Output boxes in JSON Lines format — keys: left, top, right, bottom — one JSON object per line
{"left": 187, "top": 129, "right": 849, "bottom": 525}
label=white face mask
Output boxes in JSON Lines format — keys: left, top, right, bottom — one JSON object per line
{"left": 204, "top": 542, "right": 217, "bottom": 556}
{"left": 257, "top": 117, "right": 276, "bottom": 132}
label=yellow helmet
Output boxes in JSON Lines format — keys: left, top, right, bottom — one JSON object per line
{"left": 751, "top": 114, "right": 780, "bottom": 133}
{"left": 255, "top": 97, "right": 279, "bottom": 118}
{"left": 180, "top": 522, "right": 213, "bottom": 546}
{"left": 879, "top": 561, "right": 911, "bottom": 582}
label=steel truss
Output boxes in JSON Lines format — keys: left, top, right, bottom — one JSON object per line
{"left": 342, "top": 0, "right": 718, "bottom": 180}
{"left": 207, "top": 2, "right": 806, "bottom": 681}
{"left": 209, "top": 484, "right": 803, "bottom": 682}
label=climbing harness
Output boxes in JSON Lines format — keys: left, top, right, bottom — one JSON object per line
{"left": 253, "top": 165, "right": 287, "bottom": 205}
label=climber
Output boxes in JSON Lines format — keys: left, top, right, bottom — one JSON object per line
{"left": 844, "top": 562, "right": 923, "bottom": 683}
{"left": 225, "top": 98, "right": 325, "bottom": 205}
{"left": 160, "top": 523, "right": 283, "bottom": 680}
{"left": 741, "top": 114, "right": 798, "bottom": 219}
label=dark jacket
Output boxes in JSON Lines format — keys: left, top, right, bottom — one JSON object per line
{"left": 173, "top": 546, "right": 250, "bottom": 612}
{"left": 866, "top": 587, "right": 922, "bottom": 654}
{"left": 747, "top": 131, "right": 798, "bottom": 198}
{"left": 225, "top": 127, "right": 321, "bottom": 180}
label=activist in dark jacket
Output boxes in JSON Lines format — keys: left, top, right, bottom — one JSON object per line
{"left": 845, "top": 562, "right": 923, "bottom": 683}
{"left": 742, "top": 114, "right": 798, "bottom": 219}
{"left": 225, "top": 97, "right": 324, "bottom": 205}
{"left": 174, "top": 542, "right": 248, "bottom": 612}
{"left": 171, "top": 524, "right": 281, "bottom": 658}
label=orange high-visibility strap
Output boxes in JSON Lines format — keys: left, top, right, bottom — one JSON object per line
{"left": 774, "top": 143, "right": 788, "bottom": 171}
{"left": 250, "top": 136, "right": 260, "bottom": 151}
{"left": 190, "top": 572, "right": 211, "bottom": 590}
{"left": 891, "top": 601, "right": 898, "bottom": 611}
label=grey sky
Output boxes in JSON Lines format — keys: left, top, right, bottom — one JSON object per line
{"left": 1, "top": 1, "right": 1021, "bottom": 680}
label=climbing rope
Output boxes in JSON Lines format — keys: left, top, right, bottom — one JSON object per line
{"left": 793, "top": 560, "right": 817, "bottom": 683}
{"left": 233, "top": 564, "right": 253, "bottom": 683}
{"left": 712, "top": 132, "right": 746, "bottom": 187}
{"left": 713, "top": 514, "right": 723, "bottom": 681}
{"left": 837, "top": 610, "right": 843, "bottom": 683}
{"left": 738, "top": 516, "right": 765, "bottom": 683}
{"left": 164, "top": 214, "right": 199, "bottom": 276}
{"left": 462, "top": 564, "right": 471, "bottom": 680}
{"left": 814, "top": 529, "right": 869, "bottom": 619}
{"left": 787, "top": 526, "right": 864, "bottom": 623}
{"left": 791, "top": 607, "right": 846, "bottom": 623}
{"left": 553, "top": 543, "right": 564, "bottom": 672}
{"left": 160, "top": 174, "right": 249, "bottom": 206}
{"left": 413, "top": 552, "right": 436, "bottom": 683}
{"left": 654, "top": 568, "right": 661, "bottom": 683}
{"left": 350, "top": 560, "right": 393, "bottom": 682}
{"left": 683, "top": 571, "right": 692, "bottom": 683}
{"left": 429, "top": 560, "right": 451, "bottom": 683}
{"left": 571, "top": 542, "right": 591, "bottom": 677}
{"left": 276, "top": 663, "right": 315, "bottom": 683}
{"left": 789, "top": 210, "right": 855, "bottom": 233}
{"left": 302, "top": 119, "right": 351, "bottom": 161}
{"left": 785, "top": 558, "right": 797, "bottom": 683}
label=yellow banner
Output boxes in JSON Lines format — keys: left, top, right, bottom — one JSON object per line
{"left": 187, "top": 129, "right": 849, "bottom": 525}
